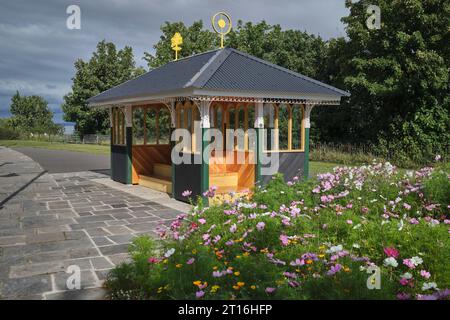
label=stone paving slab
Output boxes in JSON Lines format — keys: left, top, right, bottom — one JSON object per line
{"left": 0, "top": 146, "right": 189, "bottom": 300}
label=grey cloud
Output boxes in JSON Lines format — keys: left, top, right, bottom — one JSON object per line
{"left": 0, "top": 0, "right": 348, "bottom": 121}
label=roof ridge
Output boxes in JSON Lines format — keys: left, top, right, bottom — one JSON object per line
{"left": 226, "top": 48, "right": 349, "bottom": 97}
{"left": 185, "top": 48, "right": 232, "bottom": 88}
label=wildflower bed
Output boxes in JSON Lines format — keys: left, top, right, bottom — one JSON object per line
{"left": 106, "top": 161, "right": 450, "bottom": 300}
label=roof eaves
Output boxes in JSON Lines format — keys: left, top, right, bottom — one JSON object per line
{"left": 227, "top": 48, "right": 350, "bottom": 97}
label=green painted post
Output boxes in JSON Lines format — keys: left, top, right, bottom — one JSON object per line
{"left": 170, "top": 127, "right": 176, "bottom": 198}
{"left": 201, "top": 127, "right": 210, "bottom": 204}
{"left": 255, "top": 127, "right": 262, "bottom": 185}
{"left": 126, "top": 126, "right": 133, "bottom": 184}
{"left": 303, "top": 127, "right": 310, "bottom": 180}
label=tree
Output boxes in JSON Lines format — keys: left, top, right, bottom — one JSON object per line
{"left": 9, "top": 91, "right": 61, "bottom": 135}
{"left": 143, "top": 20, "right": 327, "bottom": 79}
{"left": 315, "top": 0, "right": 450, "bottom": 165}
{"left": 62, "top": 41, "right": 145, "bottom": 135}
{"left": 227, "top": 20, "right": 327, "bottom": 79}
{"left": 144, "top": 20, "right": 217, "bottom": 69}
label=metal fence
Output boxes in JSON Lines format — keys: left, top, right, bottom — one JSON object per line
{"left": 28, "top": 134, "right": 110, "bottom": 145}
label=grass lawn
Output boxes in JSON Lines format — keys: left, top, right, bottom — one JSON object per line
{"left": 0, "top": 140, "right": 110, "bottom": 155}
{"left": 309, "top": 161, "right": 340, "bottom": 177}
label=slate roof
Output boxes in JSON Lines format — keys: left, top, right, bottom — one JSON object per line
{"left": 88, "top": 47, "right": 349, "bottom": 105}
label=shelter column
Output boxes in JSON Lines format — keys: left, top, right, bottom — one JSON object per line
{"left": 199, "top": 100, "right": 211, "bottom": 199}
{"left": 169, "top": 101, "right": 176, "bottom": 198}
{"left": 124, "top": 105, "right": 133, "bottom": 184}
{"left": 303, "top": 104, "right": 314, "bottom": 179}
{"left": 254, "top": 102, "right": 264, "bottom": 185}
{"left": 109, "top": 106, "right": 114, "bottom": 179}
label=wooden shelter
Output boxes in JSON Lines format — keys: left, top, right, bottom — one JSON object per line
{"left": 88, "top": 47, "right": 349, "bottom": 202}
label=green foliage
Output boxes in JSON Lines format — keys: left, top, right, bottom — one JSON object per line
{"left": 310, "top": 142, "right": 384, "bottom": 167}
{"left": 106, "top": 162, "right": 450, "bottom": 300}
{"left": 315, "top": 0, "right": 450, "bottom": 165}
{"left": 0, "top": 119, "right": 19, "bottom": 140}
{"left": 62, "top": 41, "right": 145, "bottom": 135}
{"left": 423, "top": 163, "right": 450, "bottom": 206}
{"left": 143, "top": 20, "right": 327, "bottom": 80}
{"left": 8, "top": 91, "right": 61, "bottom": 135}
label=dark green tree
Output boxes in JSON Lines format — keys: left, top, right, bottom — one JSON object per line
{"left": 9, "top": 91, "right": 61, "bottom": 135}
{"left": 62, "top": 41, "right": 145, "bottom": 135}
{"left": 143, "top": 20, "right": 327, "bottom": 79}
{"left": 315, "top": 0, "right": 450, "bottom": 165}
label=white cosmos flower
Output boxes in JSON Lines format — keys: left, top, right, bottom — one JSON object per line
{"left": 411, "top": 256, "right": 423, "bottom": 266}
{"left": 422, "top": 282, "right": 438, "bottom": 291}
{"left": 164, "top": 248, "right": 175, "bottom": 258}
{"left": 401, "top": 272, "right": 413, "bottom": 279}
{"left": 326, "top": 244, "right": 343, "bottom": 254}
{"left": 383, "top": 257, "right": 398, "bottom": 268}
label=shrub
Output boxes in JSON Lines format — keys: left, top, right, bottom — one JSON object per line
{"left": 106, "top": 161, "right": 450, "bottom": 300}
{"left": 0, "top": 125, "right": 20, "bottom": 140}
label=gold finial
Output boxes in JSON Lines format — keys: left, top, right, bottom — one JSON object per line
{"left": 211, "top": 12, "right": 232, "bottom": 48}
{"left": 171, "top": 32, "right": 183, "bottom": 60}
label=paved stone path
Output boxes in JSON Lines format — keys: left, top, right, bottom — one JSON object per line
{"left": 0, "top": 147, "right": 188, "bottom": 300}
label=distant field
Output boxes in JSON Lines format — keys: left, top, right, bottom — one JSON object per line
{"left": 0, "top": 140, "right": 347, "bottom": 175}
{"left": 0, "top": 140, "right": 110, "bottom": 155}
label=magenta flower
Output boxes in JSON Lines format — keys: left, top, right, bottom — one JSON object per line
{"left": 148, "top": 257, "right": 159, "bottom": 264}
{"left": 198, "top": 218, "right": 206, "bottom": 225}
{"left": 196, "top": 291, "right": 205, "bottom": 298}
{"left": 265, "top": 287, "right": 276, "bottom": 294}
{"left": 186, "top": 258, "right": 195, "bottom": 265}
{"left": 383, "top": 247, "right": 399, "bottom": 258}
{"left": 361, "top": 207, "right": 369, "bottom": 214}
{"left": 409, "top": 218, "right": 419, "bottom": 225}
{"left": 399, "top": 278, "right": 410, "bottom": 286}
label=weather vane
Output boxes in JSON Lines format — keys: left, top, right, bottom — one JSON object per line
{"left": 171, "top": 32, "right": 183, "bottom": 60}
{"left": 211, "top": 12, "right": 232, "bottom": 48}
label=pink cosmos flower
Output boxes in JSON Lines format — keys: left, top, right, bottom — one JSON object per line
{"left": 409, "top": 218, "right": 419, "bottom": 225}
{"left": 383, "top": 247, "right": 399, "bottom": 258}
{"left": 403, "top": 259, "right": 415, "bottom": 269}
{"left": 420, "top": 270, "right": 431, "bottom": 279}
{"left": 187, "top": 258, "right": 195, "bottom": 265}
{"left": 280, "top": 234, "right": 289, "bottom": 246}
{"left": 399, "top": 278, "right": 410, "bottom": 286}
{"left": 327, "top": 263, "right": 342, "bottom": 276}
{"left": 198, "top": 218, "right": 206, "bottom": 225}
{"left": 196, "top": 291, "right": 205, "bottom": 298}
{"left": 182, "top": 190, "right": 192, "bottom": 197}
{"left": 148, "top": 257, "right": 159, "bottom": 264}
{"left": 265, "top": 287, "right": 276, "bottom": 294}
{"left": 403, "top": 203, "right": 411, "bottom": 210}
{"left": 256, "top": 221, "right": 265, "bottom": 231}
{"left": 346, "top": 220, "right": 353, "bottom": 225}
{"left": 361, "top": 207, "right": 369, "bottom": 214}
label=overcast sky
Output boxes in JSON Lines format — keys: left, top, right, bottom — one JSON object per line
{"left": 0, "top": 0, "right": 349, "bottom": 122}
